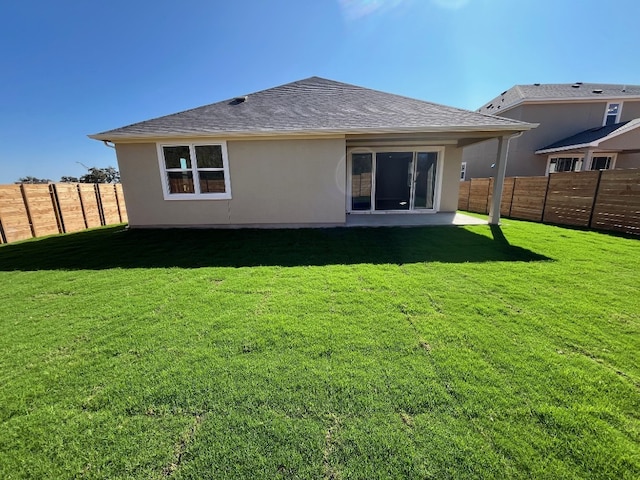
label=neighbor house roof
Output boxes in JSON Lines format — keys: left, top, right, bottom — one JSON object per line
{"left": 479, "top": 83, "right": 640, "bottom": 115}
{"left": 535, "top": 118, "right": 640, "bottom": 154}
{"left": 89, "top": 77, "right": 534, "bottom": 141}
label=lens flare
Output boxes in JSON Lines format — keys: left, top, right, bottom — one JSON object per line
{"left": 431, "top": 0, "right": 470, "bottom": 9}
{"left": 339, "top": 0, "right": 406, "bottom": 20}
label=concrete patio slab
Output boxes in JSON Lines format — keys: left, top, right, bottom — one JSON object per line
{"left": 345, "top": 212, "right": 487, "bottom": 227}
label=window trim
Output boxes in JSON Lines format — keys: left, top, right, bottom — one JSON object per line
{"left": 546, "top": 155, "right": 584, "bottom": 175}
{"left": 157, "top": 141, "right": 232, "bottom": 200}
{"left": 590, "top": 153, "right": 617, "bottom": 171}
{"left": 603, "top": 102, "right": 622, "bottom": 126}
{"left": 346, "top": 146, "right": 444, "bottom": 214}
{"left": 546, "top": 153, "right": 617, "bottom": 175}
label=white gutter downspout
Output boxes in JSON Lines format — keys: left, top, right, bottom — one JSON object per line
{"left": 488, "top": 131, "right": 524, "bottom": 225}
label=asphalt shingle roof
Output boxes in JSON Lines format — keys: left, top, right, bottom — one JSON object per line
{"left": 90, "top": 77, "right": 532, "bottom": 140}
{"left": 536, "top": 118, "right": 640, "bottom": 153}
{"left": 479, "top": 83, "right": 640, "bottom": 114}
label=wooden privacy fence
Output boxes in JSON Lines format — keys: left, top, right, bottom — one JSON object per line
{"left": 0, "top": 183, "right": 127, "bottom": 244}
{"left": 459, "top": 169, "right": 640, "bottom": 235}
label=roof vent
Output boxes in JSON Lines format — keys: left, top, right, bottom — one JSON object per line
{"left": 571, "top": 84, "right": 580, "bottom": 88}
{"left": 534, "top": 83, "right": 540, "bottom": 86}
{"left": 500, "top": 90, "right": 507, "bottom": 96}
{"left": 592, "top": 89, "right": 603, "bottom": 94}
{"left": 232, "top": 95, "right": 248, "bottom": 104}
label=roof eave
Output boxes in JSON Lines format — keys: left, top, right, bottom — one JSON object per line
{"left": 486, "top": 95, "right": 640, "bottom": 115}
{"left": 89, "top": 123, "right": 537, "bottom": 143}
{"left": 535, "top": 143, "right": 594, "bottom": 155}
{"left": 535, "top": 118, "right": 640, "bottom": 154}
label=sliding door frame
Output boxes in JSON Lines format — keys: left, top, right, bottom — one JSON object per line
{"left": 346, "top": 146, "right": 445, "bottom": 214}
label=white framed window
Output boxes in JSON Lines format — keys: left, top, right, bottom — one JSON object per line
{"left": 546, "top": 153, "right": 616, "bottom": 174}
{"left": 590, "top": 154, "right": 616, "bottom": 170}
{"left": 547, "top": 156, "right": 583, "bottom": 174}
{"left": 157, "top": 142, "right": 232, "bottom": 200}
{"left": 603, "top": 102, "right": 622, "bottom": 126}
{"left": 460, "top": 162, "right": 467, "bottom": 181}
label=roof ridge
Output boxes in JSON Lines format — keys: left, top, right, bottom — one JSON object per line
{"left": 90, "top": 77, "right": 536, "bottom": 140}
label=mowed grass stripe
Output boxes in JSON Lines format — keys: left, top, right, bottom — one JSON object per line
{"left": 0, "top": 221, "right": 638, "bottom": 479}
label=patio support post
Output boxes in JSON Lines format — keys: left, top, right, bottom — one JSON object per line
{"left": 582, "top": 148, "right": 594, "bottom": 171}
{"left": 488, "top": 134, "right": 510, "bottom": 225}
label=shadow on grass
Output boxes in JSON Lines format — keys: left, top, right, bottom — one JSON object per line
{"left": 0, "top": 225, "right": 551, "bottom": 271}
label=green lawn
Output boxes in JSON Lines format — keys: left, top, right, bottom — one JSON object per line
{"left": 0, "top": 220, "right": 638, "bottom": 479}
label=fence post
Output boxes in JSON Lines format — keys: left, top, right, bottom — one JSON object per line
{"left": 76, "top": 184, "right": 89, "bottom": 229}
{"left": 19, "top": 184, "right": 36, "bottom": 238}
{"left": 541, "top": 174, "right": 552, "bottom": 223}
{"left": 508, "top": 177, "right": 516, "bottom": 218}
{"left": 588, "top": 169, "right": 604, "bottom": 229}
{"left": 49, "top": 184, "right": 65, "bottom": 234}
{"left": 114, "top": 184, "right": 123, "bottom": 223}
{"left": 95, "top": 184, "right": 106, "bottom": 226}
{"left": 0, "top": 218, "right": 6, "bottom": 244}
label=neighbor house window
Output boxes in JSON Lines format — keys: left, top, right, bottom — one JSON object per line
{"left": 548, "top": 156, "right": 583, "bottom": 174}
{"left": 158, "top": 142, "right": 231, "bottom": 199}
{"left": 590, "top": 155, "right": 615, "bottom": 170}
{"left": 460, "top": 162, "right": 467, "bottom": 181}
{"left": 603, "top": 102, "right": 622, "bottom": 126}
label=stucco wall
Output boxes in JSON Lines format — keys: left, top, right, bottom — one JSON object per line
{"left": 600, "top": 128, "right": 640, "bottom": 151}
{"left": 616, "top": 152, "right": 640, "bottom": 169}
{"left": 462, "top": 101, "right": 640, "bottom": 178}
{"left": 620, "top": 101, "right": 640, "bottom": 122}
{"left": 441, "top": 146, "right": 464, "bottom": 212}
{"left": 115, "top": 138, "right": 347, "bottom": 227}
{"left": 462, "top": 138, "right": 499, "bottom": 179}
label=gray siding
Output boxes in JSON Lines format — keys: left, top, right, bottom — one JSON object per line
{"left": 616, "top": 153, "right": 640, "bottom": 169}
{"left": 462, "top": 101, "right": 640, "bottom": 177}
{"left": 621, "top": 101, "right": 640, "bottom": 122}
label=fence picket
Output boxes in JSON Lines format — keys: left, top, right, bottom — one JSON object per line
{"left": 0, "top": 183, "right": 127, "bottom": 245}
{"left": 459, "top": 169, "right": 640, "bottom": 236}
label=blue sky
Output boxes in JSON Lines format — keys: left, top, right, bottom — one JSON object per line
{"left": 1, "top": 0, "right": 638, "bottom": 183}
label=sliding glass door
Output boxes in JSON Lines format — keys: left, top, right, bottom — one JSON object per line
{"left": 375, "top": 152, "right": 413, "bottom": 210}
{"left": 349, "top": 149, "right": 440, "bottom": 213}
{"left": 413, "top": 152, "right": 437, "bottom": 209}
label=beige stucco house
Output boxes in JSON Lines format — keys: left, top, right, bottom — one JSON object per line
{"left": 463, "top": 83, "right": 640, "bottom": 179}
{"left": 90, "top": 77, "right": 534, "bottom": 227}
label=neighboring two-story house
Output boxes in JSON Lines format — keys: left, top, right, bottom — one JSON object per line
{"left": 462, "top": 83, "right": 640, "bottom": 179}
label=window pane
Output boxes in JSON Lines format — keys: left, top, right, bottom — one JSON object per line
{"left": 167, "top": 172, "right": 194, "bottom": 193}
{"left": 351, "top": 153, "right": 372, "bottom": 210}
{"left": 375, "top": 152, "right": 412, "bottom": 210}
{"left": 163, "top": 146, "right": 191, "bottom": 169}
{"left": 195, "top": 145, "right": 223, "bottom": 168}
{"left": 591, "top": 156, "right": 611, "bottom": 170}
{"left": 553, "top": 157, "right": 581, "bottom": 172}
{"left": 607, "top": 103, "right": 619, "bottom": 115}
{"left": 414, "top": 152, "right": 437, "bottom": 209}
{"left": 199, "top": 171, "right": 226, "bottom": 193}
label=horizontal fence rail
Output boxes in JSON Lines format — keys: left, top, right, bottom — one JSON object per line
{"left": 459, "top": 169, "right": 640, "bottom": 236}
{"left": 0, "top": 183, "right": 127, "bottom": 244}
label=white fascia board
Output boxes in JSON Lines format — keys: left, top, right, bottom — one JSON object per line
{"left": 88, "top": 123, "right": 537, "bottom": 143}
{"left": 535, "top": 143, "right": 593, "bottom": 155}
{"left": 534, "top": 119, "right": 640, "bottom": 154}
{"left": 489, "top": 95, "right": 640, "bottom": 116}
